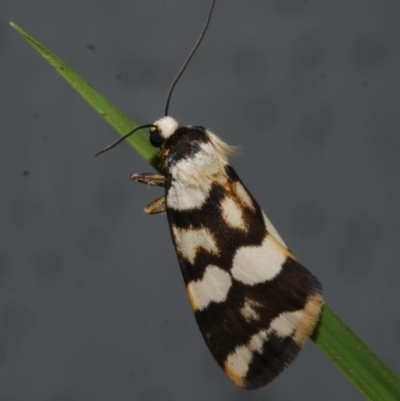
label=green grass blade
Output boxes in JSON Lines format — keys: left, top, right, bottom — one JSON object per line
{"left": 11, "top": 22, "right": 400, "bottom": 401}
{"left": 10, "top": 22, "right": 161, "bottom": 170}
{"left": 312, "top": 305, "right": 400, "bottom": 401}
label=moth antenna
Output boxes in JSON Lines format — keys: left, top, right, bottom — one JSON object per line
{"left": 164, "top": 0, "right": 217, "bottom": 117}
{"left": 95, "top": 124, "right": 156, "bottom": 157}
{"left": 96, "top": 1, "right": 216, "bottom": 156}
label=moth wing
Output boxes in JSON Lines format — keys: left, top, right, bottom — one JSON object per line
{"left": 167, "top": 164, "right": 323, "bottom": 388}
{"left": 189, "top": 227, "right": 323, "bottom": 389}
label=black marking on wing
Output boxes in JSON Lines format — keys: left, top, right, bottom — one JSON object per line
{"left": 244, "top": 333, "right": 300, "bottom": 389}
{"left": 164, "top": 127, "right": 208, "bottom": 167}
{"left": 195, "top": 258, "right": 320, "bottom": 353}
{"left": 166, "top": 181, "right": 265, "bottom": 281}
{"left": 165, "top": 164, "right": 322, "bottom": 389}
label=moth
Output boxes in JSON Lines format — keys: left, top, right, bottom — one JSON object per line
{"left": 97, "top": 0, "right": 323, "bottom": 390}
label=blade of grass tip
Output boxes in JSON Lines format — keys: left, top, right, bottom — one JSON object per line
{"left": 312, "top": 305, "right": 400, "bottom": 401}
{"left": 10, "top": 21, "right": 400, "bottom": 401}
{"left": 10, "top": 21, "right": 160, "bottom": 169}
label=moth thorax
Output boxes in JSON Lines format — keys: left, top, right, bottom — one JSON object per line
{"left": 152, "top": 116, "right": 179, "bottom": 140}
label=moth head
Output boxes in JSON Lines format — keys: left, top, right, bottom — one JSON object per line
{"left": 149, "top": 116, "right": 179, "bottom": 147}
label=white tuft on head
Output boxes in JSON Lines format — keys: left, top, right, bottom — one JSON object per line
{"left": 152, "top": 116, "right": 179, "bottom": 140}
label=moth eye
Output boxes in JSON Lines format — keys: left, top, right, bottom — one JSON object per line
{"left": 150, "top": 130, "right": 164, "bottom": 148}
{"left": 192, "top": 125, "right": 205, "bottom": 132}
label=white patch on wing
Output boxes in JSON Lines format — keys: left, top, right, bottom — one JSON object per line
{"left": 187, "top": 265, "right": 232, "bottom": 311}
{"left": 225, "top": 345, "right": 253, "bottom": 378}
{"left": 172, "top": 226, "right": 218, "bottom": 264}
{"left": 249, "top": 330, "right": 268, "bottom": 353}
{"left": 221, "top": 196, "right": 245, "bottom": 229}
{"left": 231, "top": 235, "right": 286, "bottom": 285}
{"left": 224, "top": 306, "right": 316, "bottom": 383}
{"left": 234, "top": 182, "right": 255, "bottom": 211}
{"left": 167, "top": 178, "right": 211, "bottom": 210}
{"left": 224, "top": 330, "right": 268, "bottom": 379}
{"left": 167, "top": 142, "right": 224, "bottom": 210}
{"left": 261, "top": 211, "right": 287, "bottom": 248}
{"left": 240, "top": 299, "right": 261, "bottom": 322}
{"left": 224, "top": 304, "right": 322, "bottom": 386}
{"left": 270, "top": 310, "right": 304, "bottom": 338}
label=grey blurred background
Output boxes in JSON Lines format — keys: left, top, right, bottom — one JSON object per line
{"left": 1, "top": 0, "right": 399, "bottom": 400}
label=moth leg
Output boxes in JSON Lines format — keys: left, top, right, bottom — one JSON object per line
{"left": 130, "top": 173, "right": 165, "bottom": 187}
{"left": 130, "top": 173, "right": 166, "bottom": 214}
{"left": 144, "top": 196, "right": 166, "bottom": 215}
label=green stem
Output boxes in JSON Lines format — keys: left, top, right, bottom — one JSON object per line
{"left": 10, "top": 22, "right": 161, "bottom": 171}
{"left": 312, "top": 305, "right": 400, "bottom": 401}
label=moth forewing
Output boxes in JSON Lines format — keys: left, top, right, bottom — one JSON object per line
{"left": 132, "top": 117, "right": 323, "bottom": 389}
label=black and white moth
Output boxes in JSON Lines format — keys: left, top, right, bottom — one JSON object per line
{"left": 98, "top": 0, "right": 323, "bottom": 390}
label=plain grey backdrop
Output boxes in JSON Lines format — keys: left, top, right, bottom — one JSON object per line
{"left": 1, "top": 0, "right": 399, "bottom": 400}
